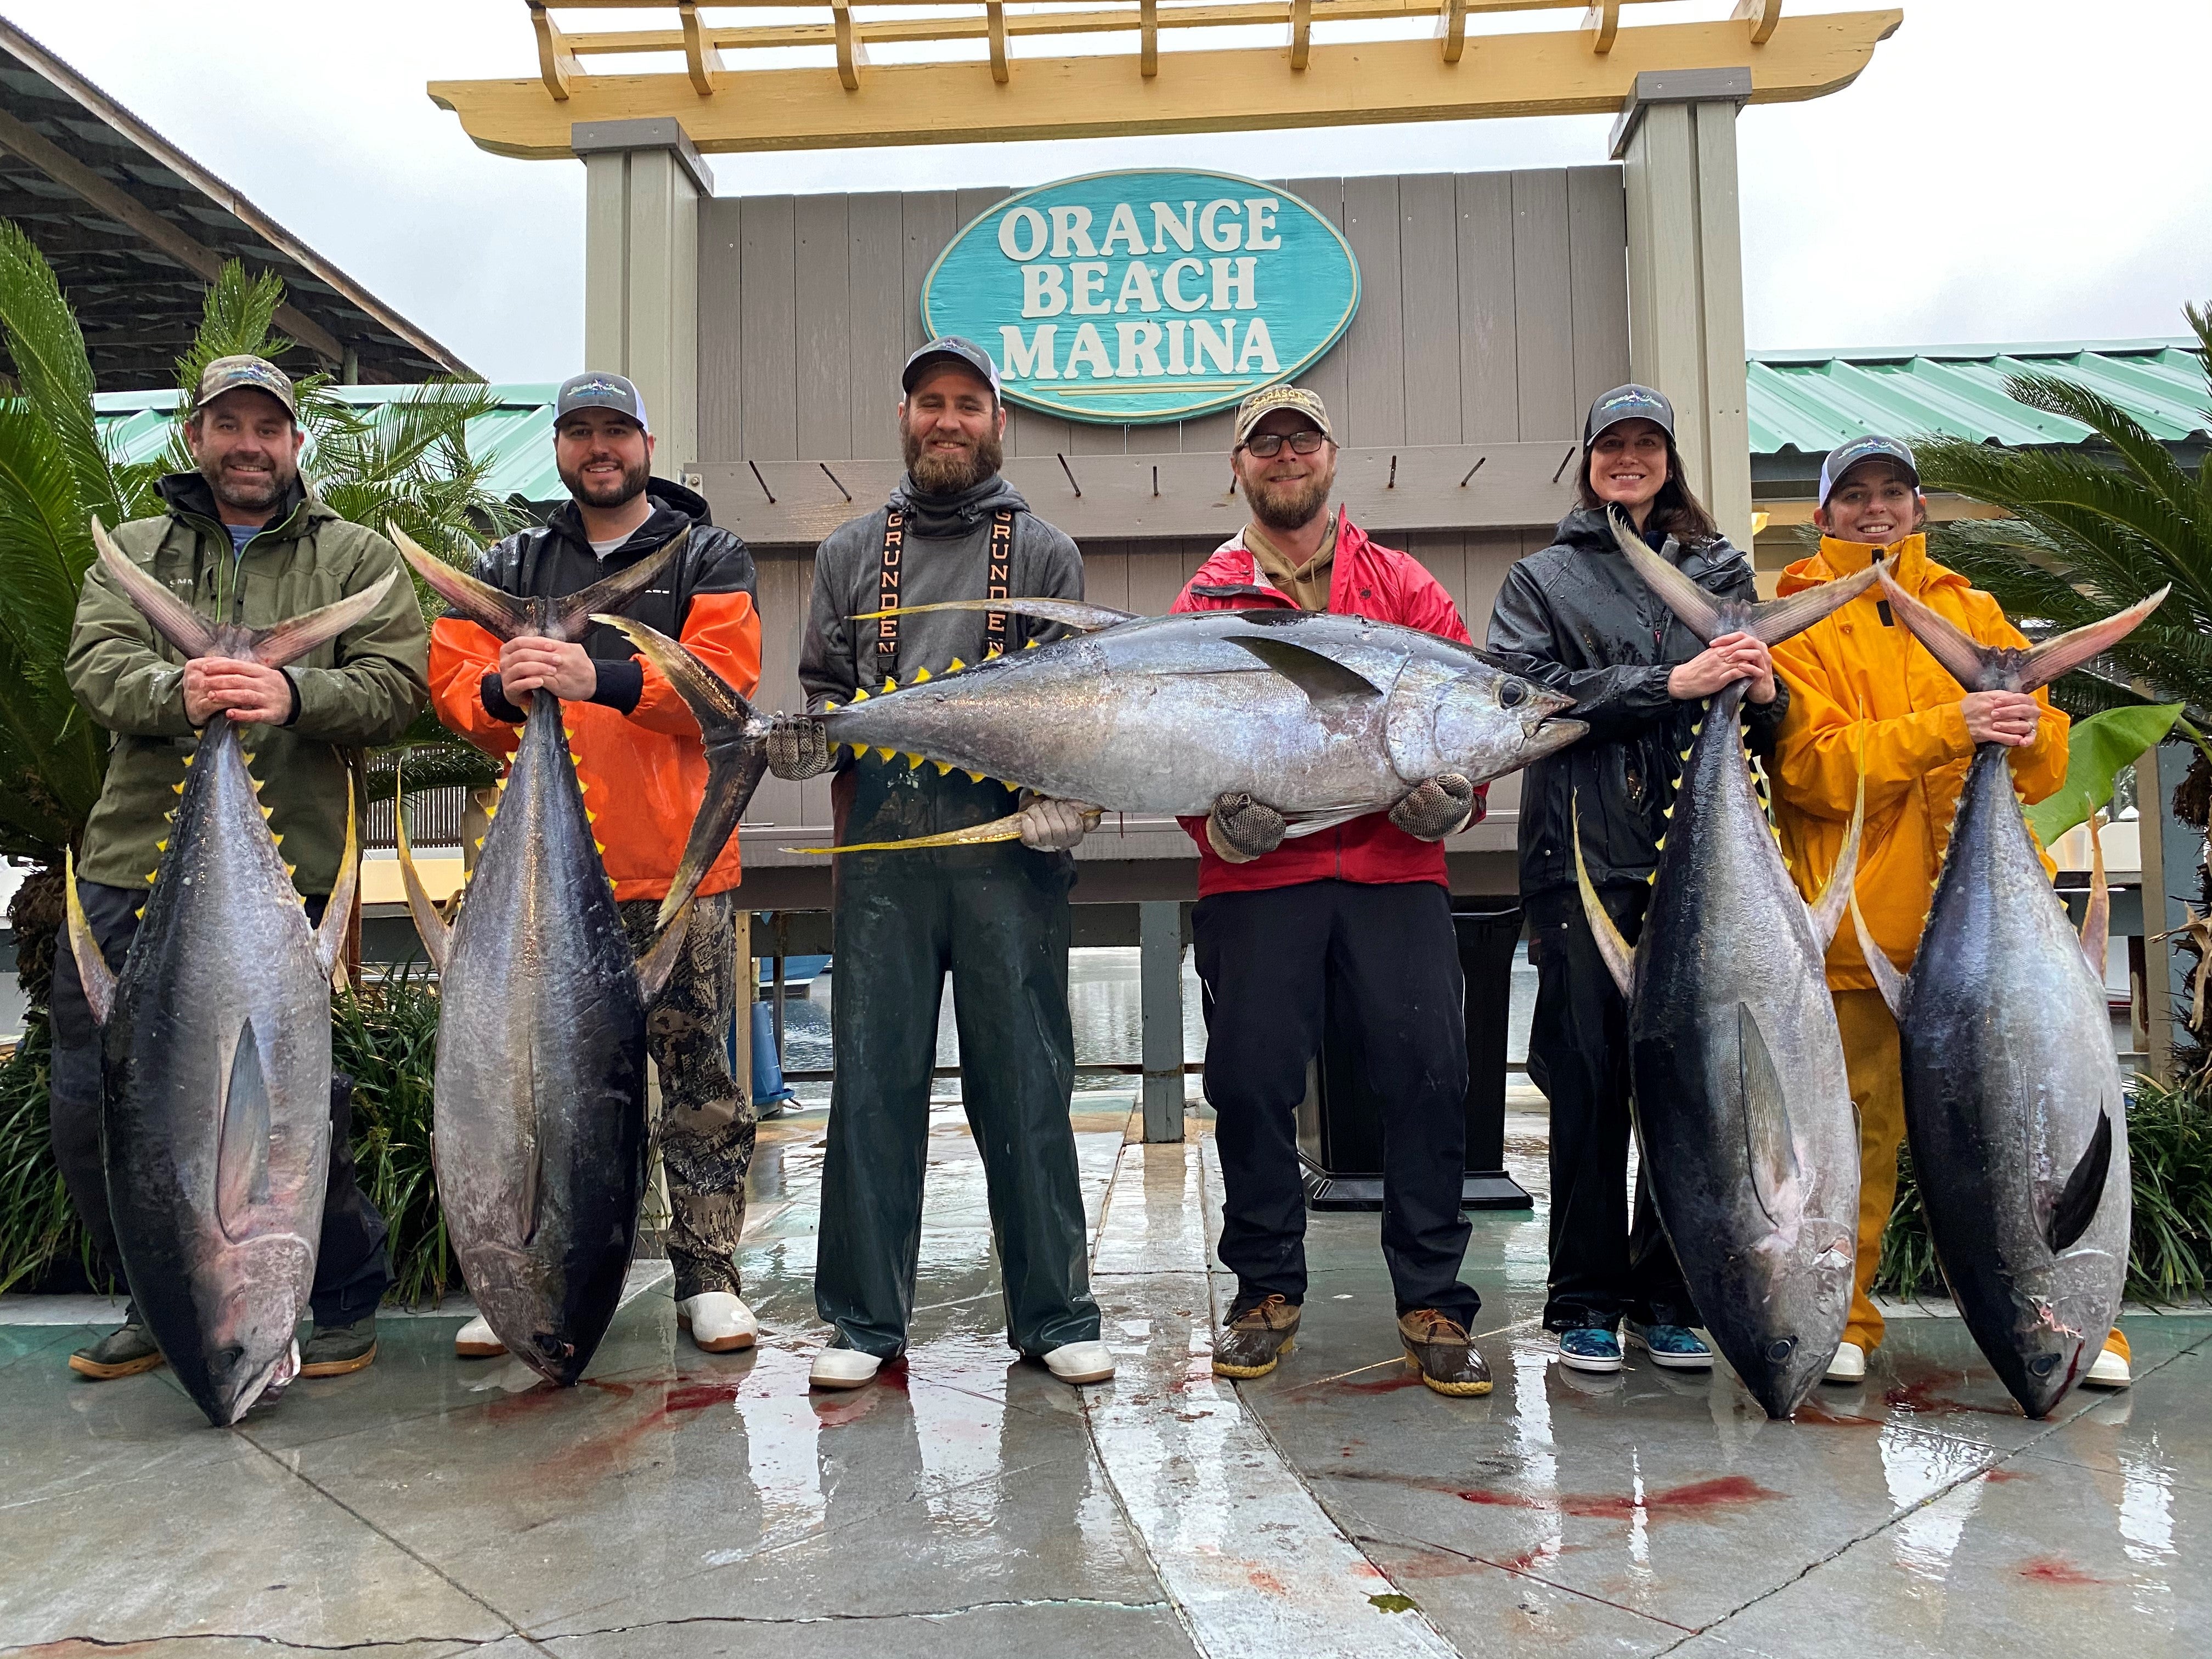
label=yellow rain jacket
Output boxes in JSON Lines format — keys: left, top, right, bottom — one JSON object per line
{"left": 1771, "top": 534, "right": 2069, "bottom": 991}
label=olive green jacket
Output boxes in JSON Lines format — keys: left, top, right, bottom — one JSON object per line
{"left": 68, "top": 473, "right": 430, "bottom": 894}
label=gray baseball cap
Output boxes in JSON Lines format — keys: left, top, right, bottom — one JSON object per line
{"left": 1819, "top": 435, "right": 1920, "bottom": 506}
{"left": 193, "top": 355, "right": 297, "bottom": 421}
{"left": 555, "top": 371, "right": 651, "bottom": 433}
{"left": 1584, "top": 383, "right": 1676, "bottom": 445}
{"left": 902, "top": 336, "right": 1002, "bottom": 399}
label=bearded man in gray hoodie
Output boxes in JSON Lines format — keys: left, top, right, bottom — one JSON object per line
{"left": 769, "top": 337, "right": 1110, "bottom": 1392}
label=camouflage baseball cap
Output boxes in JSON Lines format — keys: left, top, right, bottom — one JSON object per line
{"left": 1234, "top": 385, "right": 1333, "bottom": 446}
{"left": 192, "top": 355, "right": 298, "bottom": 420}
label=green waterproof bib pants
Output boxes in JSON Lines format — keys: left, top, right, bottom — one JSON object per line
{"left": 814, "top": 758, "right": 1102, "bottom": 1360}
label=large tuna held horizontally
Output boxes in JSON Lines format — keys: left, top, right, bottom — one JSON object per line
{"left": 1575, "top": 517, "right": 1880, "bottom": 1419}
{"left": 1855, "top": 574, "right": 2163, "bottom": 1418}
{"left": 393, "top": 531, "right": 695, "bottom": 1387}
{"left": 597, "top": 595, "right": 1585, "bottom": 924}
{"left": 64, "top": 523, "right": 383, "bottom": 1427}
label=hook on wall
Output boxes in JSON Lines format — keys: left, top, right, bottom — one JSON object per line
{"left": 747, "top": 459, "right": 776, "bottom": 504}
{"left": 1056, "top": 453, "right": 1083, "bottom": 498}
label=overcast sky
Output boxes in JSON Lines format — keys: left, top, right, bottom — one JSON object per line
{"left": 4, "top": 0, "right": 2205, "bottom": 381}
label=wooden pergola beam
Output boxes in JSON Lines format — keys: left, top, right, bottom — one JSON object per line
{"left": 431, "top": 9, "right": 1899, "bottom": 157}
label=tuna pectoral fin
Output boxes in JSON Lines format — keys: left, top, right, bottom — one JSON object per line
{"left": 635, "top": 895, "right": 696, "bottom": 1003}
{"left": 1739, "top": 1004, "right": 1801, "bottom": 1227}
{"left": 394, "top": 770, "right": 453, "bottom": 976}
{"left": 1571, "top": 794, "right": 1636, "bottom": 1000}
{"left": 797, "top": 813, "right": 1026, "bottom": 856}
{"left": 1807, "top": 763, "right": 1867, "bottom": 953}
{"left": 63, "top": 849, "right": 116, "bottom": 1027}
{"left": 2080, "top": 813, "right": 2112, "bottom": 977}
{"left": 249, "top": 571, "right": 402, "bottom": 670}
{"left": 217, "top": 1021, "right": 274, "bottom": 1244}
{"left": 92, "top": 518, "right": 219, "bottom": 659}
{"left": 849, "top": 596, "right": 1141, "bottom": 633}
{"left": 315, "top": 776, "right": 359, "bottom": 988}
{"left": 2047, "top": 1110, "right": 2115, "bottom": 1254}
{"left": 1282, "top": 804, "right": 1370, "bottom": 839}
{"left": 1226, "top": 635, "right": 1386, "bottom": 705}
{"left": 1850, "top": 889, "right": 1910, "bottom": 1023}
{"left": 591, "top": 613, "right": 769, "bottom": 928}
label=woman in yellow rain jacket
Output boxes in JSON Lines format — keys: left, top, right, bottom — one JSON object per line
{"left": 1771, "top": 436, "right": 2130, "bottom": 1390}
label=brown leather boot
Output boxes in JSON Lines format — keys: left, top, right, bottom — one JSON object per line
{"left": 1211, "top": 1294, "right": 1301, "bottom": 1379}
{"left": 1398, "top": 1309, "right": 1491, "bottom": 1396}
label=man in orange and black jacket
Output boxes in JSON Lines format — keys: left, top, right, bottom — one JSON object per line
{"left": 427, "top": 371, "right": 765, "bottom": 1359}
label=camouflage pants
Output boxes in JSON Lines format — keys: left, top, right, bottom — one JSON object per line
{"left": 619, "top": 891, "right": 753, "bottom": 1299}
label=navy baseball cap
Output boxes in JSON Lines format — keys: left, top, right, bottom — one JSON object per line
{"left": 1819, "top": 435, "right": 1920, "bottom": 506}
{"left": 555, "top": 371, "right": 651, "bottom": 433}
{"left": 1584, "top": 383, "right": 1676, "bottom": 445}
{"left": 902, "top": 336, "right": 1002, "bottom": 400}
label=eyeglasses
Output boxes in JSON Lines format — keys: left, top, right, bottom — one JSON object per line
{"left": 1242, "top": 430, "right": 1328, "bottom": 458}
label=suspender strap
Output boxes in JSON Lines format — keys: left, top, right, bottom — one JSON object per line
{"left": 875, "top": 508, "right": 905, "bottom": 669}
{"left": 985, "top": 508, "right": 1013, "bottom": 658}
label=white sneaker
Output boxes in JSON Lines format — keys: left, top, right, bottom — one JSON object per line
{"left": 677, "top": 1293, "right": 759, "bottom": 1353}
{"left": 1824, "top": 1341, "right": 1866, "bottom": 1383}
{"left": 455, "top": 1314, "right": 506, "bottom": 1359}
{"left": 809, "top": 1347, "right": 884, "bottom": 1390}
{"left": 1042, "top": 1340, "right": 1115, "bottom": 1385}
{"left": 2084, "top": 1341, "right": 2131, "bottom": 1390}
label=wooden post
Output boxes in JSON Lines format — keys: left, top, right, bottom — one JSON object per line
{"left": 1139, "top": 900, "right": 1186, "bottom": 1143}
{"left": 1614, "top": 67, "right": 1755, "bottom": 552}
{"left": 2136, "top": 742, "right": 2199, "bottom": 1082}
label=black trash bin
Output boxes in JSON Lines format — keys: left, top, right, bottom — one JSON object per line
{"left": 1295, "top": 899, "right": 1534, "bottom": 1211}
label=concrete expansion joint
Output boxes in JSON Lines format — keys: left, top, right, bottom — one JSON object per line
{"left": 533, "top": 1598, "right": 1173, "bottom": 1638}
{"left": 15, "top": 1637, "right": 509, "bottom": 1653}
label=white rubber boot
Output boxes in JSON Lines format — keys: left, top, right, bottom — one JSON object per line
{"left": 809, "top": 1347, "right": 884, "bottom": 1390}
{"left": 1823, "top": 1341, "right": 1866, "bottom": 1384}
{"left": 455, "top": 1314, "right": 506, "bottom": 1359}
{"left": 2084, "top": 1340, "right": 2132, "bottom": 1390}
{"left": 1042, "top": 1340, "right": 1115, "bottom": 1384}
{"left": 678, "top": 1293, "right": 759, "bottom": 1353}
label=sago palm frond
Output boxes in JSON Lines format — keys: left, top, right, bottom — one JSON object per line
{"left": 0, "top": 221, "right": 142, "bottom": 534}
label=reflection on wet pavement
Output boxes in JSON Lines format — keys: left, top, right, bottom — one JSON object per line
{"left": 3, "top": 1093, "right": 2207, "bottom": 1658}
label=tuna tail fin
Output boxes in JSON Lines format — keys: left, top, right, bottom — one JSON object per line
{"left": 315, "top": 774, "right": 360, "bottom": 989}
{"left": 1807, "top": 753, "right": 1869, "bottom": 953}
{"left": 249, "top": 571, "right": 402, "bottom": 670}
{"left": 1571, "top": 793, "right": 1636, "bottom": 1000}
{"left": 1604, "top": 509, "right": 1881, "bottom": 647}
{"left": 1849, "top": 888, "right": 1910, "bottom": 1023}
{"left": 1879, "top": 569, "right": 2168, "bottom": 693}
{"left": 2080, "top": 812, "right": 2111, "bottom": 978}
{"left": 592, "top": 612, "right": 769, "bottom": 929}
{"left": 1743, "top": 558, "right": 1884, "bottom": 648}
{"left": 62, "top": 848, "right": 115, "bottom": 1028}
{"left": 635, "top": 894, "right": 696, "bottom": 1003}
{"left": 848, "top": 596, "right": 1141, "bottom": 633}
{"left": 92, "top": 517, "right": 220, "bottom": 658}
{"left": 2047, "top": 1108, "right": 2114, "bottom": 1255}
{"left": 551, "top": 527, "right": 691, "bottom": 641}
{"left": 391, "top": 526, "right": 532, "bottom": 641}
{"left": 393, "top": 757, "right": 453, "bottom": 975}
{"left": 2016, "top": 588, "right": 2169, "bottom": 693}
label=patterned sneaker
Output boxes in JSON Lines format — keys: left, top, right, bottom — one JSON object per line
{"left": 1556, "top": 1327, "right": 1623, "bottom": 1373}
{"left": 1397, "top": 1310, "right": 1492, "bottom": 1396}
{"left": 1211, "top": 1295, "right": 1301, "bottom": 1379}
{"left": 1624, "top": 1321, "right": 1712, "bottom": 1370}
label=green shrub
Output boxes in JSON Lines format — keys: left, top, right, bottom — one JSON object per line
{"left": 0, "top": 1020, "right": 105, "bottom": 1294}
{"left": 1876, "top": 1074, "right": 2212, "bottom": 1304}
{"left": 335, "top": 962, "right": 455, "bottom": 1307}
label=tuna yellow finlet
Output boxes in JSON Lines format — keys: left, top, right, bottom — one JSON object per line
{"left": 876, "top": 746, "right": 896, "bottom": 762}
{"left": 906, "top": 753, "right": 924, "bottom": 770}
{"left": 913, "top": 667, "right": 932, "bottom": 682}
{"left": 154, "top": 839, "right": 166, "bottom": 853}
{"left": 934, "top": 761, "right": 953, "bottom": 776}
{"left": 949, "top": 658, "right": 966, "bottom": 673}
{"left": 853, "top": 687, "right": 871, "bottom": 701}
{"left": 967, "top": 770, "right": 986, "bottom": 783}
{"left": 884, "top": 676, "right": 898, "bottom": 692}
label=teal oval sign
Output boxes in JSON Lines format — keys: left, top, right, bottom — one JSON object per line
{"left": 921, "top": 170, "right": 1359, "bottom": 426}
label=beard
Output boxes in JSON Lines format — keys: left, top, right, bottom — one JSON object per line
{"left": 558, "top": 454, "right": 652, "bottom": 511}
{"left": 1244, "top": 462, "right": 1335, "bottom": 534}
{"left": 200, "top": 452, "right": 296, "bottom": 515}
{"left": 902, "top": 418, "right": 1004, "bottom": 495}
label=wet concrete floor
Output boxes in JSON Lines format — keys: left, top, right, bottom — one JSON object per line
{"left": 4, "top": 1096, "right": 2207, "bottom": 1658}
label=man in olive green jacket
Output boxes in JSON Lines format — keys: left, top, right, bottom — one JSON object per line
{"left": 54, "top": 356, "right": 428, "bottom": 1383}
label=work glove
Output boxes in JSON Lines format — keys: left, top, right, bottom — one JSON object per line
{"left": 1389, "top": 773, "right": 1479, "bottom": 841}
{"left": 1017, "top": 795, "right": 1103, "bottom": 852}
{"left": 764, "top": 713, "right": 834, "bottom": 781}
{"left": 1207, "top": 790, "right": 1286, "bottom": 862}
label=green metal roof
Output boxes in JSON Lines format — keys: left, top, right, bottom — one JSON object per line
{"left": 1747, "top": 339, "right": 2210, "bottom": 460}
{"left": 92, "top": 383, "right": 564, "bottom": 504}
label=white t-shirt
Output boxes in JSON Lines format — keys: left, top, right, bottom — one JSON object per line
{"left": 589, "top": 535, "right": 628, "bottom": 560}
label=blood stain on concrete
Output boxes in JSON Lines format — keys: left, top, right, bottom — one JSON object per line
{"left": 1457, "top": 1474, "right": 1782, "bottom": 1520}
{"left": 2019, "top": 1555, "right": 2109, "bottom": 1586}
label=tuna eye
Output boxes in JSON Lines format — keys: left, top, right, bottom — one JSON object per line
{"left": 1766, "top": 1338, "right": 1796, "bottom": 1363}
{"left": 2030, "top": 1353, "right": 2059, "bottom": 1376}
{"left": 1499, "top": 680, "right": 1529, "bottom": 709}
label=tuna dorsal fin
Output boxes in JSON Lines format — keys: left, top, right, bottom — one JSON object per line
{"left": 392, "top": 526, "right": 533, "bottom": 642}
{"left": 1226, "top": 635, "right": 1385, "bottom": 704}
{"left": 63, "top": 848, "right": 116, "bottom": 1028}
{"left": 1850, "top": 889, "right": 1911, "bottom": 1023}
{"left": 1808, "top": 758, "right": 1868, "bottom": 953}
{"left": 2080, "top": 812, "right": 2111, "bottom": 978}
{"left": 2047, "top": 1109, "right": 2114, "bottom": 1255}
{"left": 217, "top": 1019, "right": 274, "bottom": 1243}
{"left": 1743, "top": 558, "right": 1886, "bottom": 648}
{"left": 849, "top": 596, "right": 1141, "bottom": 633}
{"left": 551, "top": 527, "right": 692, "bottom": 641}
{"left": 2017, "top": 588, "right": 2169, "bottom": 694}
{"left": 393, "top": 758, "right": 453, "bottom": 975}
{"left": 1572, "top": 793, "right": 1636, "bottom": 1000}
{"left": 249, "top": 570, "right": 402, "bottom": 670}
{"left": 1738, "top": 1003, "right": 1801, "bottom": 1228}
{"left": 636, "top": 895, "right": 696, "bottom": 1002}
{"left": 595, "top": 613, "right": 769, "bottom": 929}
{"left": 92, "top": 517, "right": 221, "bottom": 659}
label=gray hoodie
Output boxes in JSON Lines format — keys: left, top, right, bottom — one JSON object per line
{"left": 798, "top": 471, "right": 1084, "bottom": 712}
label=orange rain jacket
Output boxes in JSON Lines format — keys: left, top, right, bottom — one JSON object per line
{"left": 428, "top": 481, "right": 762, "bottom": 904}
{"left": 1771, "top": 534, "right": 2069, "bottom": 991}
